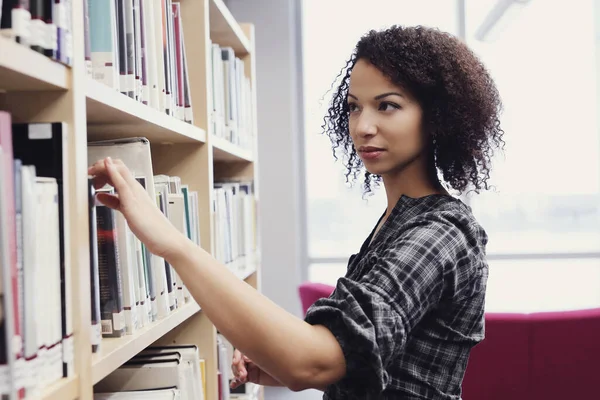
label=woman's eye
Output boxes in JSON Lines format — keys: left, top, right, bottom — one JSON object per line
{"left": 379, "top": 102, "right": 399, "bottom": 111}
{"left": 348, "top": 103, "right": 359, "bottom": 113}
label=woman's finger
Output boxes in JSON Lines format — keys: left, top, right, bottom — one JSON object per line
{"left": 232, "top": 349, "right": 241, "bottom": 364}
{"left": 104, "top": 157, "right": 133, "bottom": 200}
{"left": 95, "top": 192, "right": 121, "bottom": 210}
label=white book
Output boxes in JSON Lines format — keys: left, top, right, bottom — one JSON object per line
{"left": 190, "top": 191, "right": 200, "bottom": 247}
{"left": 153, "top": 0, "right": 167, "bottom": 113}
{"left": 166, "top": 194, "right": 186, "bottom": 306}
{"left": 95, "top": 358, "right": 181, "bottom": 393}
{"left": 0, "top": 145, "right": 16, "bottom": 400}
{"left": 36, "top": 178, "right": 63, "bottom": 386}
{"left": 143, "top": 0, "right": 159, "bottom": 109}
{"left": 21, "top": 165, "right": 40, "bottom": 397}
{"left": 114, "top": 207, "right": 138, "bottom": 335}
{"left": 124, "top": 0, "right": 136, "bottom": 98}
{"left": 154, "top": 180, "right": 176, "bottom": 312}
{"left": 132, "top": 0, "right": 143, "bottom": 102}
{"left": 94, "top": 388, "right": 181, "bottom": 400}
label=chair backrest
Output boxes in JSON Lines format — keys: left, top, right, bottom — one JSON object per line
{"left": 528, "top": 308, "right": 600, "bottom": 400}
{"left": 462, "top": 313, "right": 531, "bottom": 400}
{"left": 462, "top": 308, "right": 600, "bottom": 400}
{"left": 298, "top": 282, "right": 335, "bottom": 316}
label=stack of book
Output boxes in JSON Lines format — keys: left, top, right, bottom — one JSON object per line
{"left": 94, "top": 344, "right": 207, "bottom": 399}
{"left": 210, "top": 42, "right": 254, "bottom": 149}
{"left": 0, "top": 0, "right": 73, "bottom": 66}
{"left": 84, "top": 0, "right": 193, "bottom": 123}
{"left": 87, "top": 138, "right": 202, "bottom": 350}
{"left": 0, "top": 112, "right": 74, "bottom": 399}
{"left": 212, "top": 180, "right": 257, "bottom": 278}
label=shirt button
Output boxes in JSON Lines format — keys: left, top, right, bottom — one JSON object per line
{"left": 369, "top": 254, "right": 378, "bottom": 265}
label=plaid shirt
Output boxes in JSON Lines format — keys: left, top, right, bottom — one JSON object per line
{"left": 304, "top": 194, "right": 489, "bottom": 399}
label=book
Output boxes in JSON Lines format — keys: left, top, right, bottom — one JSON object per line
{"left": 88, "top": 178, "right": 102, "bottom": 352}
{"left": 95, "top": 187, "right": 126, "bottom": 338}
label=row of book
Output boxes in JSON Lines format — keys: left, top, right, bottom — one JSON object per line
{"left": 213, "top": 180, "right": 258, "bottom": 278}
{"left": 87, "top": 138, "right": 202, "bottom": 345}
{"left": 210, "top": 42, "right": 255, "bottom": 149}
{"left": 94, "top": 344, "right": 207, "bottom": 400}
{"left": 0, "top": 0, "right": 73, "bottom": 66}
{"left": 0, "top": 114, "right": 73, "bottom": 399}
{"left": 84, "top": 0, "right": 193, "bottom": 124}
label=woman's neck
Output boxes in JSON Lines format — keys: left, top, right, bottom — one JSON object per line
{"left": 381, "top": 153, "right": 447, "bottom": 216}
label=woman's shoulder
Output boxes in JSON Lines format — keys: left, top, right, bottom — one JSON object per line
{"left": 386, "top": 193, "right": 488, "bottom": 256}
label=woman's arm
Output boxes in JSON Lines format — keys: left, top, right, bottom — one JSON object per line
{"left": 167, "top": 232, "right": 344, "bottom": 391}
{"left": 89, "top": 157, "right": 346, "bottom": 391}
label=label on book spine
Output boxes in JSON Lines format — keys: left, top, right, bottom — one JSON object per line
{"left": 13, "top": 357, "right": 26, "bottom": 391}
{"left": 91, "top": 323, "right": 102, "bottom": 346}
{"left": 113, "top": 311, "right": 125, "bottom": 331}
{"left": 12, "top": 8, "right": 31, "bottom": 40}
{"left": 28, "top": 124, "right": 52, "bottom": 140}
{"left": 0, "top": 364, "right": 10, "bottom": 393}
{"left": 101, "top": 320, "right": 113, "bottom": 335}
{"left": 30, "top": 19, "right": 46, "bottom": 49}
{"left": 46, "top": 24, "right": 58, "bottom": 52}
{"left": 25, "top": 357, "right": 39, "bottom": 393}
{"left": 62, "top": 336, "right": 74, "bottom": 366}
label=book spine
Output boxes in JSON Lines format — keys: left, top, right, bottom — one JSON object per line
{"left": 89, "top": 0, "right": 117, "bottom": 89}
{"left": 88, "top": 179, "right": 101, "bottom": 353}
{"left": 95, "top": 191, "right": 125, "bottom": 338}
{"left": 42, "top": 0, "right": 57, "bottom": 60}
{"left": 123, "top": 0, "right": 135, "bottom": 98}
{"left": 0, "top": 115, "right": 23, "bottom": 391}
{"left": 114, "top": 0, "right": 129, "bottom": 96}
{"left": 28, "top": 0, "right": 44, "bottom": 53}
{"left": 83, "top": 0, "right": 92, "bottom": 76}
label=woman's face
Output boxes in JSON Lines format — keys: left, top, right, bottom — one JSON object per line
{"left": 347, "top": 59, "right": 427, "bottom": 178}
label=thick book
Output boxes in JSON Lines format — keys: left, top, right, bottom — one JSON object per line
{"left": 0, "top": 144, "right": 16, "bottom": 400}
{"left": 88, "top": 178, "right": 102, "bottom": 352}
{"left": 89, "top": 0, "right": 118, "bottom": 89}
{"left": 83, "top": 0, "right": 92, "bottom": 76}
{"left": 95, "top": 187, "right": 126, "bottom": 338}
{"left": 0, "top": 113, "right": 23, "bottom": 396}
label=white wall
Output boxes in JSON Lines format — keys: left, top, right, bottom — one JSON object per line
{"left": 225, "top": 1, "right": 319, "bottom": 398}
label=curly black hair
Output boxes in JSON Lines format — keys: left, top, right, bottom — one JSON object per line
{"left": 321, "top": 25, "right": 505, "bottom": 196}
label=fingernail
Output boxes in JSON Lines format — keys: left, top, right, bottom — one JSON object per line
{"left": 107, "top": 156, "right": 113, "bottom": 165}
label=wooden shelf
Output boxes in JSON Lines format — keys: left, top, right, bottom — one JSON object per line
{"left": 0, "top": 37, "right": 69, "bottom": 91}
{"left": 86, "top": 78, "right": 207, "bottom": 144}
{"left": 31, "top": 376, "right": 79, "bottom": 400}
{"left": 91, "top": 301, "right": 201, "bottom": 385}
{"left": 209, "top": 0, "right": 251, "bottom": 55}
{"left": 212, "top": 135, "right": 253, "bottom": 162}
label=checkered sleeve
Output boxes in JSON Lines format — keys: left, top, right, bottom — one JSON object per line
{"left": 304, "top": 216, "right": 463, "bottom": 397}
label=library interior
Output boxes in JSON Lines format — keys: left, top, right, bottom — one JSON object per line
{"left": 0, "top": 0, "right": 599, "bottom": 399}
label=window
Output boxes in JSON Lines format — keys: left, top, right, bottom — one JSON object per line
{"left": 464, "top": 0, "right": 600, "bottom": 257}
{"left": 300, "top": 0, "right": 600, "bottom": 312}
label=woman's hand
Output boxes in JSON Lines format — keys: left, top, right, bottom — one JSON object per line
{"left": 88, "top": 157, "right": 186, "bottom": 260}
{"left": 230, "top": 349, "right": 282, "bottom": 389}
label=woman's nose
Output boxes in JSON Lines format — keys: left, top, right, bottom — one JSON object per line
{"left": 355, "top": 110, "right": 377, "bottom": 137}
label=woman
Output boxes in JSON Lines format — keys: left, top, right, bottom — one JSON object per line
{"left": 89, "top": 25, "right": 503, "bottom": 399}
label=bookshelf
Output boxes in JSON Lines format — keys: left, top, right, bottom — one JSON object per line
{"left": 0, "top": 0, "right": 261, "bottom": 399}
